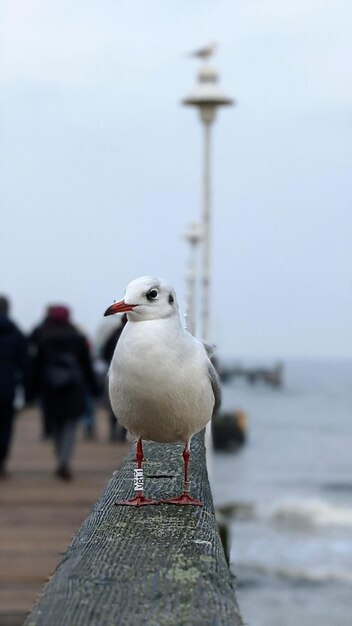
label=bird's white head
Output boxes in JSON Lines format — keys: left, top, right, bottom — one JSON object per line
{"left": 104, "top": 276, "right": 179, "bottom": 322}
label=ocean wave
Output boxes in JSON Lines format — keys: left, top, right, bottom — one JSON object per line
{"left": 260, "top": 498, "right": 352, "bottom": 529}
{"left": 237, "top": 563, "right": 352, "bottom": 586}
{"left": 218, "top": 497, "right": 352, "bottom": 529}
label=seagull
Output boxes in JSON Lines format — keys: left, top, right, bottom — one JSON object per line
{"left": 104, "top": 276, "right": 221, "bottom": 507}
{"left": 188, "top": 41, "right": 217, "bottom": 61}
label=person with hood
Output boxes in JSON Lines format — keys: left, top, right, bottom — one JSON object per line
{"left": 28, "top": 305, "right": 98, "bottom": 480}
{"left": 0, "top": 296, "right": 27, "bottom": 477}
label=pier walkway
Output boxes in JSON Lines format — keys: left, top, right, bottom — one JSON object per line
{"left": 0, "top": 407, "right": 128, "bottom": 626}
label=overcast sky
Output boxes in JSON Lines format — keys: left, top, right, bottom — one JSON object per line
{"left": 1, "top": 0, "right": 351, "bottom": 359}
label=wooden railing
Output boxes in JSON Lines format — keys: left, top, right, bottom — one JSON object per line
{"left": 24, "top": 432, "right": 243, "bottom": 626}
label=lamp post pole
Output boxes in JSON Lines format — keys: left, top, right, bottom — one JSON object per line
{"left": 183, "top": 59, "right": 234, "bottom": 342}
{"left": 201, "top": 115, "right": 212, "bottom": 342}
{"left": 185, "top": 222, "right": 203, "bottom": 336}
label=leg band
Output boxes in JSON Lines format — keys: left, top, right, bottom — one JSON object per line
{"left": 134, "top": 468, "right": 144, "bottom": 492}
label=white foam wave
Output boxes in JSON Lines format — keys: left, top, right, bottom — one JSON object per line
{"left": 259, "top": 498, "right": 352, "bottom": 529}
{"left": 240, "top": 563, "right": 352, "bottom": 585}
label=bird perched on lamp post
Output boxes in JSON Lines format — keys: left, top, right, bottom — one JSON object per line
{"left": 187, "top": 41, "right": 217, "bottom": 61}
{"left": 104, "top": 276, "right": 221, "bottom": 507}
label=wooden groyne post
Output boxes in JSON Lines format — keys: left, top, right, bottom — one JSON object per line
{"left": 24, "top": 432, "right": 243, "bottom": 626}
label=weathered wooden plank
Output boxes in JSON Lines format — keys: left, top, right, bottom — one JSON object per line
{"left": 24, "top": 432, "right": 243, "bottom": 626}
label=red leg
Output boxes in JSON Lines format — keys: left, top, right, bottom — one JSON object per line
{"left": 161, "top": 441, "right": 203, "bottom": 506}
{"left": 115, "top": 438, "right": 160, "bottom": 507}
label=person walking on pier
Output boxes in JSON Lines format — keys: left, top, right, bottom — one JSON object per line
{"left": 0, "top": 296, "right": 27, "bottom": 477}
{"left": 28, "top": 305, "right": 98, "bottom": 480}
{"left": 101, "top": 314, "right": 128, "bottom": 441}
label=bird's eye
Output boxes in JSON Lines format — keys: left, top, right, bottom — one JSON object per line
{"left": 146, "top": 289, "right": 158, "bottom": 301}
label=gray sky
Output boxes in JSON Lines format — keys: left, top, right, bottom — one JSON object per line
{"left": 1, "top": 0, "right": 351, "bottom": 358}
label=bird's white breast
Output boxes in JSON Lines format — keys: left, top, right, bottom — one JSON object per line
{"left": 108, "top": 319, "right": 214, "bottom": 443}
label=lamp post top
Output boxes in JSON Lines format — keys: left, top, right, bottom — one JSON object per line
{"left": 185, "top": 221, "right": 203, "bottom": 246}
{"left": 183, "top": 64, "right": 234, "bottom": 111}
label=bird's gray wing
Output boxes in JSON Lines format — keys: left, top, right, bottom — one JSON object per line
{"left": 207, "top": 361, "right": 222, "bottom": 414}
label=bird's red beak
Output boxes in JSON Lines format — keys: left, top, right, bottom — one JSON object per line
{"left": 104, "top": 300, "right": 136, "bottom": 316}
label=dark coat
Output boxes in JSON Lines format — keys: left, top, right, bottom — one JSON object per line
{"left": 28, "top": 319, "right": 98, "bottom": 422}
{"left": 101, "top": 316, "right": 127, "bottom": 365}
{"left": 0, "top": 314, "right": 27, "bottom": 402}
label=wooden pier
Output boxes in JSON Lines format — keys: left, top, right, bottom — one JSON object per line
{"left": 0, "top": 407, "right": 128, "bottom": 626}
{"left": 219, "top": 361, "right": 283, "bottom": 387}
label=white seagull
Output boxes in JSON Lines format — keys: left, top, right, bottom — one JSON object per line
{"left": 104, "top": 276, "right": 221, "bottom": 507}
{"left": 188, "top": 41, "right": 217, "bottom": 60}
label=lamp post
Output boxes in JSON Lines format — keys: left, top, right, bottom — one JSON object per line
{"left": 184, "top": 221, "right": 203, "bottom": 336}
{"left": 183, "top": 60, "right": 234, "bottom": 342}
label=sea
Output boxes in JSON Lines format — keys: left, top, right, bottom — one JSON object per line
{"left": 212, "top": 359, "right": 352, "bottom": 626}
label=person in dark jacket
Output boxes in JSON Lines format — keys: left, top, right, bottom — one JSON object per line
{"left": 28, "top": 305, "right": 98, "bottom": 480}
{"left": 0, "top": 296, "right": 27, "bottom": 477}
{"left": 101, "top": 314, "right": 128, "bottom": 441}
